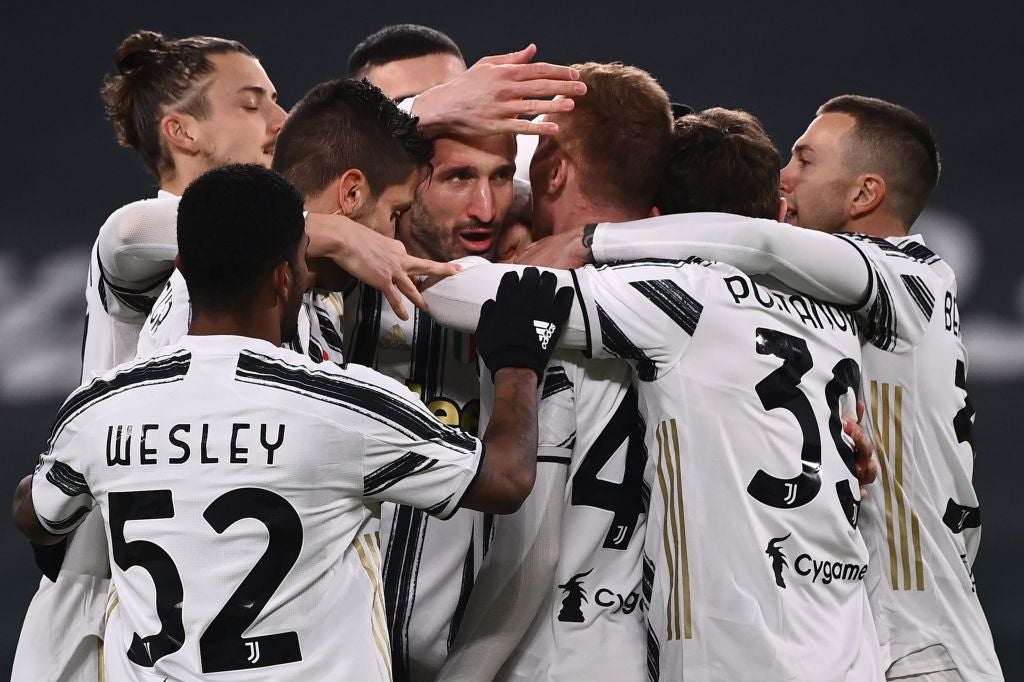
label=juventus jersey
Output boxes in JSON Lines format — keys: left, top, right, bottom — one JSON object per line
{"left": 573, "top": 258, "right": 881, "bottom": 682}
{"left": 840, "top": 234, "right": 1001, "bottom": 680}
{"left": 344, "top": 282, "right": 490, "bottom": 682}
{"left": 591, "top": 216, "right": 1002, "bottom": 679}
{"left": 30, "top": 336, "right": 482, "bottom": 682}
{"left": 138, "top": 269, "right": 346, "bottom": 367}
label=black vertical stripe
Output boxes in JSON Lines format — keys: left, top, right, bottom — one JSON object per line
{"left": 384, "top": 506, "right": 428, "bottom": 682}
{"left": 313, "top": 301, "right": 345, "bottom": 363}
{"left": 410, "top": 311, "right": 444, "bottom": 400}
{"left": 350, "top": 284, "right": 383, "bottom": 366}
{"left": 447, "top": 532, "right": 476, "bottom": 651}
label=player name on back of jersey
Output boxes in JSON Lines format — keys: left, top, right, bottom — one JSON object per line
{"left": 724, "top": 272, "right": 860, "bottom": 337}
{"left": 104, "top": 422, "right": 286, "bottom": 466}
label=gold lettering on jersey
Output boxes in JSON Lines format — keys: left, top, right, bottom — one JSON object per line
{"left": 655, "top": 419, "right": 692, "bottom": 640}
{"left": 871, "top": 381, "right": 925, "bottom": 591}
{"left": 405, "top": 382, "right": 481, "bottom": 435}
{"left": 724, "top": 275, "right": 859, "bottom": 337}
{"left": 104, "top": 423, "right": 287, "bottom": 466}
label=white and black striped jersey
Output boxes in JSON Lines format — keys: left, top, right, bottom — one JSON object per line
{"left": 138, "top": 269, "right": 346, "bottom": 367}
{"left": 13, "top": 192, "right": 181, "bottom": 682}
{"left": 344, "top": 281, "right": 490, "bottom": 682}
{"left": 572, "top": 258, "right": 881, "bottom": 682}
{"left": 592, "top": 216, "right": 1002, "bottom": 679}
{"left": 81, "top": 192, "right": 180, "bottom": 382}
{"left": 31, "top": 335, "right": 483, "bottom": 682}
{"left": 438, "top": 352, "right": 645, "bottom": 681}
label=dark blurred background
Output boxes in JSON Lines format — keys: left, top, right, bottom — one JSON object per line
{"left": 2, "top": 1, "right": 1020, "bottom": 677}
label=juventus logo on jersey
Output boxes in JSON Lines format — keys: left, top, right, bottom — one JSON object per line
{"left": 245, "top": 641, "right": 261, "bottom": 664}
{"left": 534, "top": 320, "right": 557, "bottom": 349}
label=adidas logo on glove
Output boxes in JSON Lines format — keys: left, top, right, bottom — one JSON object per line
{"left": 534, "top": 320, "right": 557, "bottom": 349}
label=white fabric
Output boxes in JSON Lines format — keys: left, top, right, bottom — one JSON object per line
{"left": 572, "top": 260, "right": 881, "bottom": 681}
{"left": 31, "top": 335, "right": 482, "bottom": 681}
{"left": 590, "top": 215, "right": 1003, "bottom": 679}
{"left": 442, "top": 354, "right": 646, "bottom": 681}
{"left": 343, "top": 281, "right": 489, "bottom": 682}
{"left": 137, "top": 269, "right": 346, "bottom": 366}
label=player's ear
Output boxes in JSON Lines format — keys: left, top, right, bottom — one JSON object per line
{"left": 549, "top": 152, "right": 570, "bottom": 195}
{"left": 161, "top": 112, "right": 200, "bottom": 155}
{"left": 776, "top": 197, "right": 788, "bottom": 223}
{"left": 850, "top": 173, "right": 885, "bottom": 219}
{"left": 270, "top": 260, "right": 292, "bottom": 304}
{"left": 337, "top": 168, "right": 368, "bottom": 217}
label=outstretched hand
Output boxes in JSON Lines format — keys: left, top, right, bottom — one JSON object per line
{"left": 305, "top": 213, "right": 459, "bottom": 320}
{"left": 842, "top": 400, "right": 878, "bottom": 498}
{"left": 412, "top": 44, "right": 587, "bottom": 138}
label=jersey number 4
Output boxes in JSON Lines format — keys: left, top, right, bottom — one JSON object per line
{"left": 571, "top": 386, "right": 648, "bottom": 550}
{"left": 747, "top": 328, "right": 862, "bottom": 527}
{"left": 108, "top": 488, "right": 303, "bottom": 672}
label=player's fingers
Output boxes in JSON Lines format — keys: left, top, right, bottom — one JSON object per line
{"left": 396, "top": 273, "right": 430, "bottom": 312}
{"left": 509, "top": 79, "right": 588, "bottom": 99}
{"left": 507, "top": 61, "right": 581, "bottom": 83}
{"left": 497, "top": 118, "right": 561, "bottom": 136}
{"left": 476, "top": 43, "right": 536, "bottom": 66}
{"left": 382, "top": 282, "right": 410, "bottom": 321}
{"left": 404, "top": 257, "right": 462, "bottom": 278}
{"left": 856, "top": 400, "right": 866, "bottom": 424}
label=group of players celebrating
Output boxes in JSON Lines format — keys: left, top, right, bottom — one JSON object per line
{"left": 10, "top": 22, "right": 1002, "bottom": 682}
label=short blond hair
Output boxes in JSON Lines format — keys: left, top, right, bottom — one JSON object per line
{"left": 554, "top": 63, "right": 673, "bottom": 212}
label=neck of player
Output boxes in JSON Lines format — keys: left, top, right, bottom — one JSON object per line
{"left": 188, "top": 308, "right": 284, "bottom": 348}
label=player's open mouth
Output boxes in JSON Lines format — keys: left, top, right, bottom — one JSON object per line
{"left": 458, "top": 229, "right": 495, "bottom": 253}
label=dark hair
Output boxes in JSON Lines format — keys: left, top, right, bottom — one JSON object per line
{"left": 818, "top": 94, "right": 940, "bottom": 225}
{"left": 271, "top": 78, "right": 434, "bottom": 198}
{"left": 656, "top": 108, "right": 782, "bottom": 220}
{"left": 555, "top": 63, "right": 673, "bottom": 215}
{"left": 348, "top": 23, "right": 463, "bottom": 77}
{"left": 101, "top": 30, "right": 253, "bottom": 179}
{"left": 177, "top": 164, "right": 305, "bottom": 313}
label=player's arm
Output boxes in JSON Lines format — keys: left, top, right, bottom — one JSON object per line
{"left": 12, "top": 475, "right": 62, "bottom": 545}
{"left": 13, "top": 420, "right": 95, "bottom": 545}
{"left": 519, "top": 213, "right": 874, "bottom": 306}
{"left": 421, "top": 258, "right": 589, "bottom": 349}
{"left": 99, "top": 196, "right": 456, "bottom": 322}
{"left": 405, "top": 44, "right": 587, "bottom": 138}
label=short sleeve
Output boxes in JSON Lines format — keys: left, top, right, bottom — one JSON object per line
{"left": 356, "top": 369, "right": 483, "bottom": 520}
{"left": 835, "top": 233, "right": 949, "bottom": 353}
{"left": 571, "top": 261, "right": 713, "bottom": 380}
{"left": 31, "top": 422, "right": 95, "bottom": 537}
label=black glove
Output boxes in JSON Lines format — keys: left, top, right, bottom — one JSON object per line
{"left": 475, "top": 268, "right": 575, "bottom": 383}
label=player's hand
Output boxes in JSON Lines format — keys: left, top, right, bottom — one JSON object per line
{"left": 515, "top": 227, "right": 591, "bottom": 268}
{"left": 843, "top": 400, "right": 877, "bottom": 497}
{"left": 412, "top": 44, "right": 587, "bottom": 138}
{"left": 305, "top": 213, "right": 460, "bottom": 320}
{"left": 476, "top": 268, "right": 574, "bottom": 383}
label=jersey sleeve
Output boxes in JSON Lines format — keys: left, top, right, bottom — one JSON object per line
{"left": 95, "top": 197, "right": 181, "bottom": 319}
{"left": 590, "top": 212, "right": 871, "bottom": 306}
{"left": 422, "top": 257, "right": 589, "bottom": 350}
{"left": 572, "top": 261, "right": 712, "bottom": 380}
{"left": 137, "top": 270, "right": 191, "bottom": 359}
{"left": 31, "top": 420, "right": 95, "bottom": 537}
{"left": 833, "top": 233, "right": 947, "bottom": 352}
{"left": 354, "top": 368, "right": 485, "bottom": 519}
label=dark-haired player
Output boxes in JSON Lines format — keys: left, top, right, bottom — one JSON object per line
{"left": 137, "top": 77, "right": 435, "bottom": 360}
{"left": 425, "top": 104, "right": 888, "bottom": 679}
{"left": 563, "top": 96, "right": 1001, "bottom": 681}
{"left": 13, "top": 163, "right": 574, "bottom": 681}
{"left": 349, "top": 23, "right": 466, "bottom": 102}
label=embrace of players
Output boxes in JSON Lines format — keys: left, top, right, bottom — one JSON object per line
{"left": 10, "top": 21, "right": 1002, "bottom": 682}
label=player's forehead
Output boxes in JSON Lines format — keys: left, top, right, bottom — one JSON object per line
{"left": 432, "top": 136, "right": 516, "bottom": 172}
{"left": 793, "top": 113, "right": 855, "bottom": 156}
{"left": 364, "top": 53, "right": 466, "bottom": 100}
{"left": 204, "top": 52, "right": 278, "bottom": 101}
